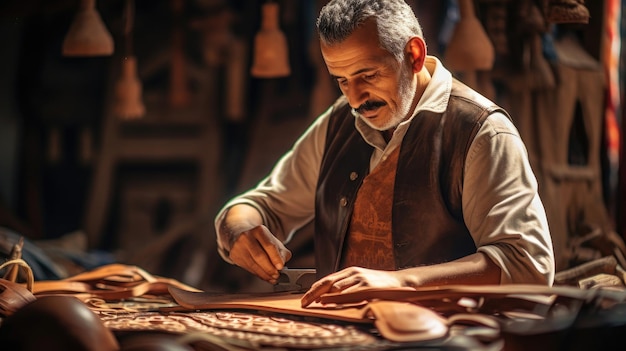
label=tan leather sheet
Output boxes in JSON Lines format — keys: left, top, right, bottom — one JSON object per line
{"left": 168, "top": 286, "right": 372, "bottom": 323}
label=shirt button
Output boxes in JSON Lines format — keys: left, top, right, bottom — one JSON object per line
{"left": 349, "top": 172, "right": 358, "bottom": 181}
{"left": 339, "top": 197, "right": 348, "bottom": 207}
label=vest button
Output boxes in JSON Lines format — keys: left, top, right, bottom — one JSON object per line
{"left": 349, "top": 172, "right": 358, "bottom": 181}
{"left": 339, "top": 197, "right": 348, "bottom": 207}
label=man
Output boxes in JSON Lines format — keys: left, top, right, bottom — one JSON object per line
{"left": 215, "top": 0, "right": 555, "bottom": 307}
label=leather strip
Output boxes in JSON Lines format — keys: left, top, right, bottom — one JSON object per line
{"left": 317, "top": 284, "right": 626, "bottom": 306}
{"left": 32, "top": 263, "right": 202, "bottom": 301}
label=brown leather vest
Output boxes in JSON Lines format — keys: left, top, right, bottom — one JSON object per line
{"left": 314, "top": 80, "right": 508, "bottom": 278}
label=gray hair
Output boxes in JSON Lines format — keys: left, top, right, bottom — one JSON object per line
{"left": 316, "top": 0, "right": 424, "bottom": 62}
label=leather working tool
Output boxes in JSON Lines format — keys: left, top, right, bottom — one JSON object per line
{"left": 274, "top": 267, "right": 316, "bottom": 292}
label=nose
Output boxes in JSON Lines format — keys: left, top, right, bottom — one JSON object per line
{"left": 343, "top": 81, "right": 369, "bottom": 109}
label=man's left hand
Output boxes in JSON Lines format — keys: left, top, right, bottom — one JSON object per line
{"left": 300, "top": 266, "right": 403, "bottom": 307}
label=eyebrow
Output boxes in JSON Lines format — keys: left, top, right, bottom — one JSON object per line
{"left": 329, "top": 67, "right": 376, "bottom": 80}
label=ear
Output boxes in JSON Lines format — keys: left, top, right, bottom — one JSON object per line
{"left": 405, "top": 37, "right": 426, "bottom": 73}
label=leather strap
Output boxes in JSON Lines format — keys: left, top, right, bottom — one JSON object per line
{"left": 32, "top": 263, "right": 201, "bottom": 301}
{"left": 0, "top": 279, "right": 36, "bottom": 317}
{"left": 0, "top": 258, "right": 34, "bottom": 292}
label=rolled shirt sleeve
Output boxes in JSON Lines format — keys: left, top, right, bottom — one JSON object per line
{"left": 463, "top": 112, "right": 555, "bottom": 285}
{"left": 215, "top": 106, "right": 331, "bottom": 261}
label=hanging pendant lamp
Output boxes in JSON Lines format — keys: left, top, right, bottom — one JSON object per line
{"left": 250, "top": 1, "right": 291, "bottom": 78}
{"left": 169, "top": 0, "right": 191, "bottom": 107}
{"left": 114, "top": 56, "right": 145, "bottom": 119}
{"left": 62, "top": 0, "right": 114, "bottom": 57}
{"left": 444, "top": 0, "right": 495, "bottom": 73}
{"left": 113, "top": 0, "right": 145, "bottom": 120}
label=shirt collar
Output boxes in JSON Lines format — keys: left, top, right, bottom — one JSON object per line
{"left": 412, "top": 56, "right": 451, "bottom": 116}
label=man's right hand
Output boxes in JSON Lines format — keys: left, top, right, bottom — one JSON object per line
{"left": 228, "top": 225, "right": 292, "bottom": 284}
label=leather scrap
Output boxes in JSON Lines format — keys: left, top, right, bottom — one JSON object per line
{"left": 0, "top": 278, "right": 36, "bottom": 317}
{"left": 366, "top": 301, "right": 448, "bottom": 343}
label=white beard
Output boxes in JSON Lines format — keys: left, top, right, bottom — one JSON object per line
{"left": 356, "top": 64, "right": 417, "bottom": 132}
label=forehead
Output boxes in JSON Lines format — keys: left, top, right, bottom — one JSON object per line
{"left": 320, "top": 20, "right": 395, "bottom": 75}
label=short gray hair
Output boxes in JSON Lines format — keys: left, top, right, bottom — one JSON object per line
{"left": 316, "top": 0, "right": 424, "bottom": 62}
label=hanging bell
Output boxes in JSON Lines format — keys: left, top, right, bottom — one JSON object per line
{"left": 114, "top": 56, "right": 145, "bottom": 120}
{"left": 62, "top": 0, "right": 114, "bottom": 57}
{"left": 250, "top": 2, "right": 291, "bottom": 78}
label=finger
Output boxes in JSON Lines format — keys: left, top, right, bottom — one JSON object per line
{"left": 230, "top": 233, "right": 280, "bottom": 282}
{"left": 329, "top": 276, "right": 360, "bottom": 292}
{"left": 244, "top": 233, "right": 286, "bottom": 281}
{"left": 253, "top": 227, "right": 291, "bottom": 270}
{"left": 301, "top": 279, "right": 334, "bottom": 307}
{"left": 229, "top": 246, "right": 277, "bottom": 283}
{"left": 278, "top": 246, "right": 292, "bottom": 266}
{"left": 302, "top": 268, "right": 371, "bottom": 307}
{"left": 339, "top": 282, "right": 367, "bottom": 295}
{"left": 300, "top": 269, "right": 349, "bottom": 307}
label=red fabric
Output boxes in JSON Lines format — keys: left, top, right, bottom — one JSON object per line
{"left": 603, "top": 0, "right": 622, "bottom": 233}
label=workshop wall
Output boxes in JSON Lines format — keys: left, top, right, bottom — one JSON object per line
{"left": 0, "top": 0, "right": 623, "bottom": 291}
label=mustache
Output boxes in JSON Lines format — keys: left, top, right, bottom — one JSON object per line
{"left": 355, "top": 100, "right": 386, "bottom": 114}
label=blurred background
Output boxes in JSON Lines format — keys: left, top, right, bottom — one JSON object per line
{"left": 0, "top": 0, "right": 624, "bottom": 293}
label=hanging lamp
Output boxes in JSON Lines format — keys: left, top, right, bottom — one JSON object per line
{"left": 250, "top": 1, "right": 291, "bottom": 78}
{"left": 169, "top": 0, "right": 191, "bottom": 107}
{"left": 444, "top": 0, "right": 495, "bottom": 87}
{"left": 113, "top": 0, "right": 145, "bottom": 120}
{"left": 114, "top": 56, "right": 145, "bottom": 119}
{"left": 62, "top": 0, "right": 114, "bottom": 57}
